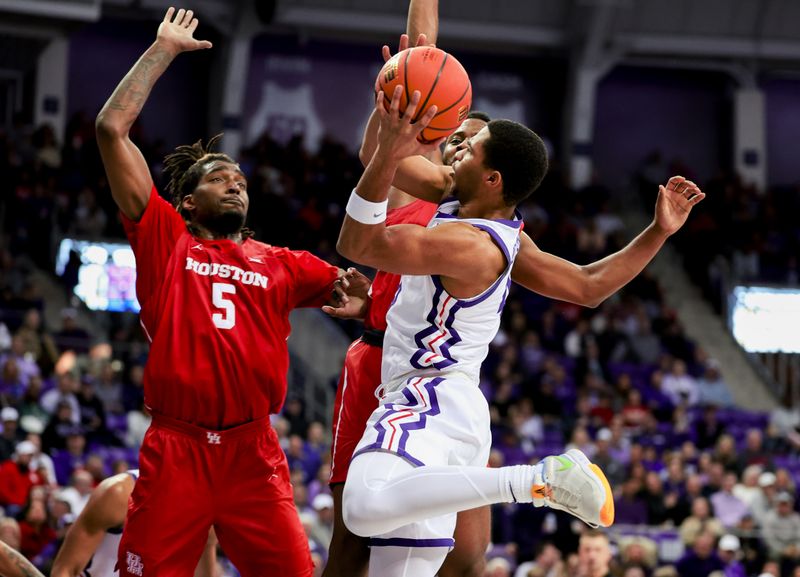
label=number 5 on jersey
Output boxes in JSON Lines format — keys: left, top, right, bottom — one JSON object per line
{"left": 212, "top": 282, "right": 236, "bottom": 329}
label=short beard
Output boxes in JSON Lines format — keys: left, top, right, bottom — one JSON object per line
{"left": 206, "top": 210, "right": 246, "bottom": 236}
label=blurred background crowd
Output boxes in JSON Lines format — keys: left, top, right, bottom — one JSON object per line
{"left": 1, "top": 106, "right": 800, "bottom": 577}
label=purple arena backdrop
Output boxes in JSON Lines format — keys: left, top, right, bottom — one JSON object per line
{"left": 66, "top": 18, "right": 800, "bottom": 188}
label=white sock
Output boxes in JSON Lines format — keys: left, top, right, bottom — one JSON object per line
{"left": 343, "top": 452, "right": 543, "bottom": 537}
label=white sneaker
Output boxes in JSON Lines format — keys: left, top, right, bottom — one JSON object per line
{"left": 531, "top": 449, "right": 615, "bottom": 528}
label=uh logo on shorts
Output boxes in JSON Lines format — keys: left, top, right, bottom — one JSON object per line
{"left": 206, "top": 432, "right": 222, "bottom": 445}
{"left": 126, "top": 552, "right": 144, "bottom": 576}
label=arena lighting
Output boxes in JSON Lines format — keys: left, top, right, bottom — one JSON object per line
{"left": 730, "top": 286, "right": 800, "bottom": 353}
{"left": 55, "top": 238, "right": 140, "bottom": 313}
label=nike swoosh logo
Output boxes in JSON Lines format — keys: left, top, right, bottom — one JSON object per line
{"left": 509, "top": 482, "right": 517, "bottom": 503}
{"left": 554, "top": 455, "right": 575, "bottom": 472}
{"left": 373, "top": 212, "right": 384, "bottom": 218}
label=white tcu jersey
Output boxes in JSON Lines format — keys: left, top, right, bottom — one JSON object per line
{"left": 382, "top": 199, "right": 521, "bottom": 390}
{"left": 81, "top": 470, "right": 139, "bottom": 577}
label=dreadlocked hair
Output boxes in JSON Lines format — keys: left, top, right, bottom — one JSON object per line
{"left": 162, "top": 133, "right": 254, "bottom": 239}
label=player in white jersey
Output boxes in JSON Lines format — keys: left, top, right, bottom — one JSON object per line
{"left": 336, "top": 87, "right": 614, "bottom": 577}
{"left": 51, "top": 470, "right": 217, "bottom": 577}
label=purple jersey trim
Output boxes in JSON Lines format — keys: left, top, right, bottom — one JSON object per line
{"left": 369, "top": 537, "right": 455, "bottom": 548}
{"left": 352, "top": 377, "right": 445, "bottom": 466}
{"left": 411, "top": 283, "right": 461, "bottom": 370}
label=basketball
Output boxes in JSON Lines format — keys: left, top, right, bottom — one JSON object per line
{"left": 375, "top": 45, "right": 472, "bottom": 143}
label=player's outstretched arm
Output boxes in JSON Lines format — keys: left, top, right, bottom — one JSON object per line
{"left": 50, "top": 473, "right": 132, "bottom": 577}
{"left": 0, "top": 540, "right": 44, "bottom": 577}
{"left": 511, "top": 176, "right": 705, "bottom": 307}
{"left": 95, "top": 7, "right": 212, "bottom": 221}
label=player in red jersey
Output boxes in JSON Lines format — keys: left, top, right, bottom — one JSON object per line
{"left": 95, "top": 8, "right": 360, "bottom": 576}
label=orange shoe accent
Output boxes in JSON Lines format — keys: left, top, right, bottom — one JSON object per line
{"left": 531, "top": 484, "right": 548, "bottom": 499}
{"left": 589, "top": 463, "right": 615, "bottom": 527}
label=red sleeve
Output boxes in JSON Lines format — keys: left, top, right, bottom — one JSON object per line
{"left": 119, "top": 187, "right": 186, "bottom": 306}
{"left": 281, "top": 249, "right": 339, "bottom": 309}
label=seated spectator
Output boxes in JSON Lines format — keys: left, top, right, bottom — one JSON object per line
{"left": 736, "top": 514, "right": 768, "bottom": 577}
{"left": 752, "top": 471, "right": 778, "bottom": 526}
{"left": 0, "top": 441, "right": 43, "bottom": 513}
{"left": 713, "top": 435, "right": 739, "bottom": 473}
{"left": 592, "top": 428, "right": 625, "bottom": 488}
{"left": 0, "top": 358, "right": 27, "bottom": 405}
{"left": 774, "top": 468, "right": 796, "bottom": 498}
{"left": 565, "top": 426, "right": 595, "bottom": 459}
{"left": 640, "top": 471, "right": 669, "bottom": 525}
{"left": 696, "top": 359, "right": 734, "bottom": 407}
{"left": 619, "top": 535, "right": 658, "bottom": 573}
{"left": 770, "top": 392, "right": 800, "bottom": 451}
{"left": 0, "top": 335, "right": 40, "bottom": 389}
{"left": 14, "top": 309, "right": 58, "bottom": 375}
{"left": 17, "top": 375, "right": 47, "bottom": 425}
{"left": 125, "top": 402, "right": 150, "bottom": 449}
{"left": 577, "top": 530, "right": 613, "bottom": 577}
{"left": 717, "top": 534, "right": 747, "bottom": 577}
{"left": 40, "top": 373, "right": 80, "bottom": 424}
{"left": 18, "top": 498, "right": 56, "bottom": 563}
{"left": 621, "top": 389, "right": 651, "bottom": 432}
{"left": 676, "top": 531, "right": 724, "bottom": 577}
{"left": 711, "top": 471, "right": 751, "bottom": 528}
{"left": 680, "top": 497, "right": 724, "bottom": 546}
{"left": 94, "top": 362, "right": 124, "bottom": 415}
{"left": 52, "top": 308, "right": 90, "bottom": 354}
{"left": 57, "top": 469, "right": 94, "bottom": 516}
{"left": 662, "top": 358, "right": 699, "bottom": 407}
{"left": 51, "top": 426, "right": 88, "bottom": 486}
{"left": 761, "top": 492, "right": 800, "bottom": 566}
{"left": 616, "top": 478, "right": 648, "bottom": 525}
{"left": 25, "top": 434, "right": 55, "bottom": 488}
{"left": 513, "top": 542, "right": 562, "bottom": 577}
{"left": 485, "top": 556, "right": 513, "bottom": 577}
{"left": 733, "top": 465, "right": 764, "bottom": 511}
{"left": 0, "top": 407, "right": 25, "bottom": 462}
{"left": 41, "top": 400, "right": 78, "bottom": 453}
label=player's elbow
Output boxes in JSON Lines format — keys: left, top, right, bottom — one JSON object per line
{"left": 336, "top": 233, "right": 378, "bottom": 267}
{"left": 95, "top": 111, "right": 126, "bottom": 141}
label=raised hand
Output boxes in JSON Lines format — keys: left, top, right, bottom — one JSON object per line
{"left": 653, "top": 176, "right": 706, "bottom": 236}
{"left": 376, "top": 85, "right": 443, "bottom": 160}
{"left": 381, "top": 33, "right": 429, "bottom": 63}
{"left": 157, "top": 7, "right": 213, "bottom": 54}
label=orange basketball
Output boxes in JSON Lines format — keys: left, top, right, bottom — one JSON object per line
{"left": 375, "top": 45, "right": 472, "bottom": 144}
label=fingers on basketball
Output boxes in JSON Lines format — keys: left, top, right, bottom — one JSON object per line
{"left": 374, "top": 45, "right": 472, "bottom": 144}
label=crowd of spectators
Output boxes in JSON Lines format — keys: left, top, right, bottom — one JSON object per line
{"left": 1, "top": 113, "right": 800, "bottom": 577}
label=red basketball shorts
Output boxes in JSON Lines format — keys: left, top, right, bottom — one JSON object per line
{"left": 119, "top": 413, "right": 313, "bottom": 577}
{"left": 329, "top": 339, "right": 383, "bottom": 485}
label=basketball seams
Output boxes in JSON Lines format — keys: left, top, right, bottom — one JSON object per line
{"left": 375, "top": 45, "right": 472, "bottom": 143}
{"left": 431, "top": 82, "right": 471, "bottom": 119}
{"left": 403, "top": 49, "right": 413, "bottom": 114}
{"left": 413, "top": 52, "right": 448, "bottom": 123}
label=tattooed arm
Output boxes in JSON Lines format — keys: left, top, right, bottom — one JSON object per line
{"left": 0, "top": 541, "right": 44, "bottom": 577}
{"left": 95, "top": 7, "right": 212, "bottom": 220}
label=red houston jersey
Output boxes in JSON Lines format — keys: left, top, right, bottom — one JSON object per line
{"left": 364, "top": 199, "right": 438, "bottom": 331}
{"left": 122, "top": 189, "right": 338, "bottom": 429}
